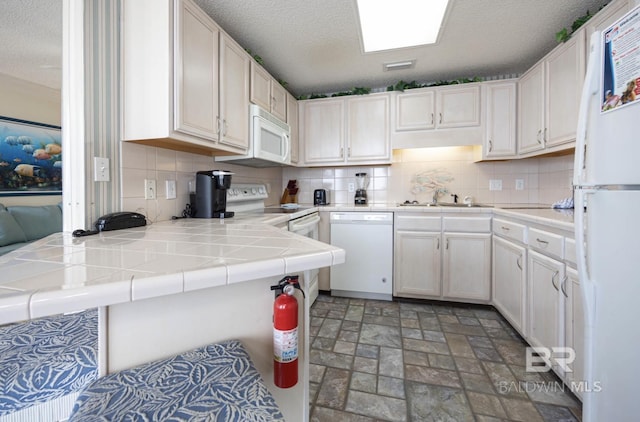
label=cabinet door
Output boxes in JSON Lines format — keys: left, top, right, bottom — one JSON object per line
{"left": 287, "top": 93, "right": 299, "bottom": 164}
{"left": 395, "top": 90, "right": 435, "bottom": 131}
{"left": 347, "top": 95, "right": 390, "bottom": 163}
{"left": 545, "top": 31, "right": 585, "bottom": 147}
{"left": 528, "top": 250, "right": 564, "bottom": 354}
{"left": 174, "top": 0, "right": 219, "bottom": 140}
{"left": 443, "top": 232, "right": 491, "bottom": 301}
{"left": 436, "top": 85, "right": 481, "bottom": 129}
{"left": 249, "top": 62, "right": 271, "bottom": 111}
{"left": 271, "top": 82, "right": 288, "bottom": 121}
{"left": 219, "top": 34, "right": 249, "bottom": 150}
{"left": 518, "top": 63, "right": 545, "bottom": 154}
{"left": 492, "top": 236, "right": 526, "bottom": 334}
{"left": 302, "top": 99, "right": 345, "bottom": 164}
{"left": 394, "top": 230, "right": 441, "bottom": 297}
{"left": 484, "top": 82, "right": 517, "bottom": 158}
{"left": 564, "top": 266, "right": 584, "bottom": 395}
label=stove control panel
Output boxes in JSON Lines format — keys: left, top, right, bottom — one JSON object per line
{"left": 227, "top": 184, "right": 269, "bottom": 203}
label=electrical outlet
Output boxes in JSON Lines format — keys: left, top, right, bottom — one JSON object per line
{"left": 166, "top": 180, "right": 176, "bottom": 199}
{"left": 145, "top": 179, "right": 156, "bottom": 200}
{"left": 93, "top": 157, "right": 110, "bottom": 182}
{"left": 348, "top": 183, "right": 355, "bottom": 193}
{"left": 489, "top": 179, "right": 502, "bottom": 191}
{"left": 515, "top": 179, "right": 525, "bottom": 190}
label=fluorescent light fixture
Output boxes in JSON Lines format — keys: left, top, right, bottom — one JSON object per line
{"left": 383, "top": 60, "right": 416, "bottom": 71}
{"left": 356, "top": 0, "right": 450, "bottom": 52}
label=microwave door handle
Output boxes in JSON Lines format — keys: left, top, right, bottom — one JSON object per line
{"left": 283, "top": 133, "right": 290, "bottom": 161}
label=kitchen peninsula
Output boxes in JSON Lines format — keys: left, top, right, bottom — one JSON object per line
{"left": 0, "top": 218, "right": 345, "bottom": 421}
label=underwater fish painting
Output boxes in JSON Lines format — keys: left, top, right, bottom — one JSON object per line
{"left": 0, "top": 116, "right": 61, "bottom": 194}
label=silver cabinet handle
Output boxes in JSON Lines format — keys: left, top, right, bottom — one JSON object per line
{"left": 560, "top": 275, "right": 568, "bottom": 298}
{"left": 501, "top": 226, "right": 510, "bottom": 231}
{"left": 537, "top": 129, "right": 542, "bottom": 144}
{"left": 340, "top": 147, "right": 344, "bottom": 158}
{"left": 222, "top": 119, "right": 228, "bottom": 136}
{"left": 536, "top": 238, "right": 549, "bottom": 245}
{"left": 446, "top": 238, "right": 449, "bottom": 250}
{"left": 488, "top": 140, "right": 493, "bottom": 152}
{"left": 439, "top": 113, "right": 443, "bottom": 124}
{"left": 216, "top": 116, "right": 222, "bottom": 135}
{"left": 516, "top": 255, "right": 522, "bottom": 271}
{"left": 544, "top": 128, "right": 548, "bottom": 142}
{"left": 436, "top": 238, "right": 440, "bottom": 250}
{"left": 348, "top": 147, "right": 351, "bottom": 157}
{"left": 551, "top": 271, "right": 560, "bottom": 291}
{"left": 431, "top": 113, "right": 434, "bottom": 125}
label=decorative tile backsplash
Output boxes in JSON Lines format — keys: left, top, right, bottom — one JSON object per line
{"left": 121, "top": 144, "right": 574, "bottom": 221}
{"left": 283, "top": 146, "right": 574, "bottom": 206}
{"left": 120, "top": 143, "right": 283, "bottom": 221}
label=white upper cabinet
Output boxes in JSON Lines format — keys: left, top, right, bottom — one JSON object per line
{"left": 219, "top": 34, "right": 250, "bottom": 150}
{"left": 250, "top": 62, "right": 287, "bottom": 121}
{"left": 174, "top": 0, "right": 219, "bottom": 140}
{"left": 395, "top": 84, "right": 481, "bottom": 131}
{"left": 392, "top": 84, "right": 482, "bottom": 149}
{"left": 482, "top": 80, "right": 517, "bottom": 159}
{"left": 517, "top": 29, "right": 586, "bottom": 157}
{"left": 122, "top": 0, "right": 249, "bottom": 155}
{"left": 287, "top": 93, "right": 299, "bottom": 164}
{"left": 300, "top": 93, "right": 391, "bottom": 166}
{"left": 545, "top": 30, "right": 586, "bottom": 148}
{"left": 517, "top": 62, "right": 546, "bottom": 154}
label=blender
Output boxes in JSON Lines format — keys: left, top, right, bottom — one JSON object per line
{"left": 354, "top": 172, "right": 369, "bottom": 205}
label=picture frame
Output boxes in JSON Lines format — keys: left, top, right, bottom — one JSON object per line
{"left": 0, "top": 116, "right": 62, "bottom": 196}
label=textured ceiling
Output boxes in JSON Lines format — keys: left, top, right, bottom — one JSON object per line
{"left": 0, "top": 0, "right": 611, "bottom": 96}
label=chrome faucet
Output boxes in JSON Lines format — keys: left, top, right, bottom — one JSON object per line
{"left": 451, "top": 193, "right": 459, "bottom": 203}
{"left": 432, "top": 191, "right": 439, "bottom": 204}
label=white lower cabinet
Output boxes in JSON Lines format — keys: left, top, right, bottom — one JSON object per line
{"left": 564, "top": 266, "right": 585, "bottom": 398}
{"left": 528, "top": 250, "right": 565, "bottom": 370}
{"left": 394, "top": 229, "right": 442, "bottom": 297}
{"left": 393, "top": 213, "right": 491, "bottom": 302}
{"left": 492, "top": 236, "right": 527, "bottom": 335}
{"left": 442, "top": 232, "right": 491, "bottom": 301}
{"left": 393, "top": 214, "right": 442, "bottom": 298}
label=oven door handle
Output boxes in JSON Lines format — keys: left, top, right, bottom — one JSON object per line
{"left": 289, "top": 214, "right": 320, "bottom": 232}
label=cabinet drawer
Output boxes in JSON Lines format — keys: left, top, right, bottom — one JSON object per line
{"left": 493, "top": 219, "right": 526, "bottom": 243}
{"left": 565, "top": 237, "right": 576, "bottom": 265}
{"left": 395, "top": 215, "right": 441, "bottom": 231}
{"left": 528, "top": 228, "right": 564, "bottom": 258}
{"left": 443, "top": 216, "right": 491, "bottom": 232}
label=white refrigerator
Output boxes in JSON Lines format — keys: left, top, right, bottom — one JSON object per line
{"left": 574, "top": 5, "right": 640, "bottom": 421}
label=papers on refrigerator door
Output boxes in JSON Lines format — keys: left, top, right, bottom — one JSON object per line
{"left": 601, "top": 5, "right": 640, "bottom": 113}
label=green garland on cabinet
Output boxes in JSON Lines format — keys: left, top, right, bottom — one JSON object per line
{"left": 556, "top": 4, "right": 608, "bottom": 43}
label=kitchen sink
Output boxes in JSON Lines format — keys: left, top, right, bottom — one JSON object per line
{"left": 398, "top": 202, "right": 491, "bottom": 208}
{"left": 437, "top": 203, "right": 492, "bottom": 208}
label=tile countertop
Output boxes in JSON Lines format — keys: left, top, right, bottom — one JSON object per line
{"left": 314, "top": 203, "right": 574, "bottom": 229}
{"left": 0, "top": 218, "right": 345, "bottom": 325}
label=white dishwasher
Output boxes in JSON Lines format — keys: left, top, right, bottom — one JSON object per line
{"left": 330, "top": 212, "right": 393, "bottom": 301}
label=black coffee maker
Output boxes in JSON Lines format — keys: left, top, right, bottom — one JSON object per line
{"left": 192, "top": 170, "right": 234, "bottom": 218}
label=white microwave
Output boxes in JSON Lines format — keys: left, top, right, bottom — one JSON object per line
{"left": 216, "top": 104, "right": 291, "bottom": 167}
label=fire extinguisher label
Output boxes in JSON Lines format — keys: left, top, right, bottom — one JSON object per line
{"left": 273, "top": 327, "right": 298, "bottom": 363}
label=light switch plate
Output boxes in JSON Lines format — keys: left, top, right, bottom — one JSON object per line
{"left": 145, "top": 179, "right": 157, "bottom": 200}
{"left": 489, "top": 179, "right": 502, "bottom": 191}
{"left": 93, "top": 157, "right": 110, "bottom": 182}
{"left": 515, "top": 179, "right": 525, "bottom": 190}
{"left": 166, "top": 180, "right": 177, "bottom": 199}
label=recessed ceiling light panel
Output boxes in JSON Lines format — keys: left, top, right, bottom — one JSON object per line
{"left": 356, "top": 0, "right": 450, "bottom": 53}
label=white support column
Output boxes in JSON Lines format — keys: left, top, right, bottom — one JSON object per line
{"left": 62, "top": 0, "right": 86, "bottom": 231}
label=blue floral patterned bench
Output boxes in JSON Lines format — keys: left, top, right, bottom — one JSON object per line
{"left": 0, "top": 309, "right": 98, "bottom": 421}
{"left": 69, "top": 340, "right": 284, "bottom": 421}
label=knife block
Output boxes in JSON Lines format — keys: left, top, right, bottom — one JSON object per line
{"left": 280, "top": 189, "right": 297, "bottom": 204}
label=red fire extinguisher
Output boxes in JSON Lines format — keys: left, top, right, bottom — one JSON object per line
{"left": 271, "top": 276, "right": 304, "bottom": 389}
